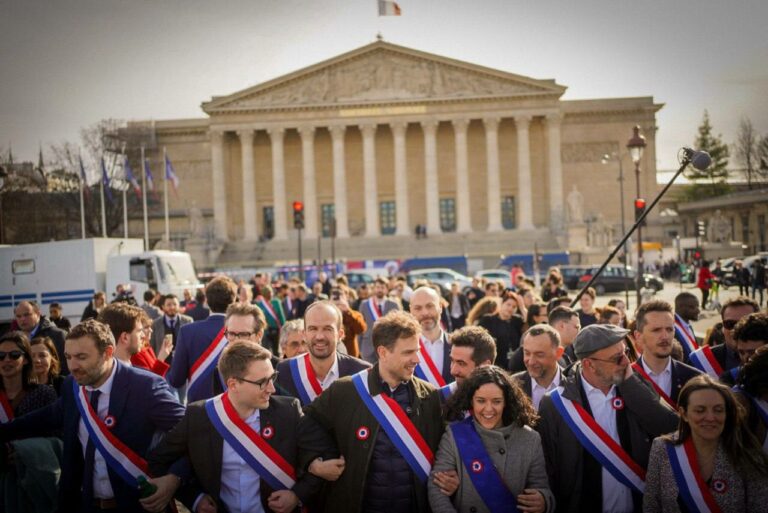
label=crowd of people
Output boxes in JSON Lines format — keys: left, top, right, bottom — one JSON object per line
{"left": 1, "top": 265, "right": 767, "bottom": 513}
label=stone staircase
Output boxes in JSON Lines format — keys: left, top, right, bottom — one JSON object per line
{"left": 216, "top": 228, "right": 564, "bottom": 268}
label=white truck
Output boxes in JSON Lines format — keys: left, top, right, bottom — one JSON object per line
{"left": 1, "top": 238, "right": 202, "bottom": 326}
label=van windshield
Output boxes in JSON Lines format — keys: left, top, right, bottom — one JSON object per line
{"left": 159, "top": 254, "right": 199, "bottom": 287}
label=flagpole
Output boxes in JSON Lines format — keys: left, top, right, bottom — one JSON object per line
{"left": 100, "top": 158, "right": 107, "bottom": 237}
{"left": 163, "top": 146, "right": 170, "bottom": 243}
{"left": 79, "top": 160, "right": 86, "bottom": 239}
{"left": 141, "top": 145, "right": 148, "bottom": 250}
{"left": 122, "top": 188, "right": 128, "bottom": 238}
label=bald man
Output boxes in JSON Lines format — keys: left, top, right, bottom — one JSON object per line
{"left": 409, "top": 286, "right": 453, "bottom": 386}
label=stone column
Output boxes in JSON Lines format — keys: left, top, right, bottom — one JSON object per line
{"left": 268, "top": 127, "right": 287, "bottom": 240}
{"left": 546, "top": 113, "right": 564, "bottom": 231}
{"left": 238, "top": 129, "right": 258, "bottom": 241}
{"left": 360, "top": 123, "right": 379, "bottom": 238}
{"left": 392, "top": 122, "right": 410, "bottom": 236}
{"left": 298, "top": 126, "right": 318, "bottom": 239}
{"left": 453, "top": 118, "right": 471, "bottom": 233}
{"left": 483, "top": 117, "right": 502, "bottom": 232}
{"left": 421, "top": 120, "right": 441, "bottom": 235}
{"left": 329, "top": 125, "right": 349, "bottom": 238}
{"left": 515, "top": 115, "right": 534, "bottom": 230}
{"left": 210, "top": 130, "right": 228, "bottom": 239}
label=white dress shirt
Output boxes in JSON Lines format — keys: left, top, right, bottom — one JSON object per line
{"left": 581, "top": 378, "right": 634, "bottom": 513}
{"left": 219, "top": 409, "right": 265, "bottom": 513}
{"left": 640, "top": 356, "right": 672, "bottom": 397}
{"left": 421, "top": 331, "right": 446, "bottom": 375}
{"left": 78, "top": 361, "right": 117, "bottom": 499}
{"left": 531, "top": 368, "right": 561, "bottom": 411}
{"left": 317, "top": 354, "right": 340, "bottom": 390}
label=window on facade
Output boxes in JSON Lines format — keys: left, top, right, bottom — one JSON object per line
{"left": 741, "top": 213, "right": 750, "bottom": 246}
{"left": 758, "top": 215, "right": 766, "bottom": 251}
{"left": 439, "top": 198, "right": 456, "bottom": 232}
{"left": 502, "top": 196, "right": 516, "bottom": 230}
{"left": 263, "top": 206, "right": 274, "bottom": 240}
{"left": 380, "top": 201, "right": 396, "bottom": 235}
{"left": 321, "top": 204, "right": 336, "bottom": 237}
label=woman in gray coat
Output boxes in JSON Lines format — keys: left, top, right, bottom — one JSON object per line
{"left": 428, "top": 366, "right": 554, "bottom": 513}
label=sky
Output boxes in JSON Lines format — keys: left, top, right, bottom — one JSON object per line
{"left": 1, "top": 0, "right": 767, "bottom": 173}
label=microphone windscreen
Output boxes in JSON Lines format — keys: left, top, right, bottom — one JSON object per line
{"left": 691, "top": 151, "right": 712, "bottom": 170}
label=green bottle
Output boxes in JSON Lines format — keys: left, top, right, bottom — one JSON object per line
{"left": 137, "top": 476, "right": 157, "bottom": 498}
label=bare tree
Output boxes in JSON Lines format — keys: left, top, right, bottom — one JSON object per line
{"left": 733, "top": 117, "right": 759, "bottom": 189}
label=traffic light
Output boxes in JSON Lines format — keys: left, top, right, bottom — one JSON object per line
{"left": 696, "top": 220, "right": 706, "bottom": 238}
{"left": 293, "top": 201, "right": 305, "bottom": 230}
{"left": 634, "top": 198, "right": 646, "bottom": 225}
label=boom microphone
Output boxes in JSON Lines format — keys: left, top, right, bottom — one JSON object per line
{"left": 682, "top": 147, "right": 712, "bottom": 170}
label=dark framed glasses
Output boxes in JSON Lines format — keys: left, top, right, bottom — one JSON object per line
{"left": 225, "top": 330, "right": 256, "bottom": 340}
{"left": 722, "top": 319, "right": 739, "bottom": 330}
{"left": 587, "top": 347, "right": 630, "bottom": 366}
{"left": 0, "top": 351, "right": 24, "bottom": 361}
{"left": 237, "top": 371, "right": 279, "bottom": 390}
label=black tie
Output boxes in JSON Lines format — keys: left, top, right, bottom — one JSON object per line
{"left": 83, "top": 390, "right": 102, "bottom": 499}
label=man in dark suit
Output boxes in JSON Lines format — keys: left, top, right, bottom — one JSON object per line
{"left": 150, "top": 293, "right": 193, "bottom": 355}
{"left": 277, "top": 301, "right": 370, "bottom": 405}
{"left": 186, "top": 289, "right": 211, "bottom": 322}
{"left": 549, "top": 306, "right": 580, "bottom": 369}
{"left": 407, "top": 286, "right": 453, "bottom": 386}
{"left": 148, "top": 341, "right": 326, "bottom": 513}
{"left": 168, "top": 276, "right": 238, "bottom": 403}
{"left": 12, "top": 300, "right": 68, "bottom": 374}
{"left": 0, "top": 319, "right": 185, "bottom": 513}
{"left": 513, "top": 324, "right": 564, "bottom": 410}
{"left": 359, "top": 277, "right": 400, "bottom": 363}
{"left": 631, "top": 300, "right": 702, "bottom": 407}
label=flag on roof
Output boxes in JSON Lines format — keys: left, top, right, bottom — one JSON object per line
{"left": 164, "top": 154, "right": 179, "bottom": 196}
{"left": 123, "top": 156, "right": 142, "bottom": 198}
{"left": 101, "top": 157, "right": 114, "bottom": 204}
{"left": 378, "top": 0, "right": 401, "bottom": 16}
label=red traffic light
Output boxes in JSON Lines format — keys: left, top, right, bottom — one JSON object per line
{"left": 634, "top": 198, "right": 646, "bottom": 209}
{"left": 292, "top": 201, "right": 304, "bottom": 212}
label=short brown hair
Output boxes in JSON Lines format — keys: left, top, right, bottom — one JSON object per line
{"left": 225, "top": 302, "right": 267, "bottom": 334}
{"left": 733, "top": 312, "right": 768, "bottom": 343}
{"left": 30, "top": 336, "right": 61, "bottom": 378}
{"left": 372, "top": 311, "right": 421, "bottom": 351}
{"left": 634, "top": 299, "right": 673, "bottom": 332}
{"left": 522, "top": 324, "right": 561, "bottom": 349}
{"left": 67, "top": 319, "right": 115, "bottom": 353}
{"left": 217, "top": 341, "right": 271, "bottom": 381}
{"left": 206, "top": 276, "right": 238, "bottom": 313}
{"left": 97, "top": 303, "right": 143, "bottom": 342}
{"left": 450, "top": 326, "right": 497, "bottom": 365}
{"left": 721, "top": 296, "right": 760, "bottom": 319}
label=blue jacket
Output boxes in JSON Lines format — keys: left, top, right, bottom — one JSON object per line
{"left": 168, "top": 313, "right": 226, "bottom": 403}
{"left": 0, "top": 360, "right": 185, "bottom": 513}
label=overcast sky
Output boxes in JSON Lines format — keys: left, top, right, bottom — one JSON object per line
{"left": 2, "top": 0, "right": 767, "bottom": 172}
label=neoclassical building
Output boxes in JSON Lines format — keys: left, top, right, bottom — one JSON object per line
{"left": 127, "top": 40, "right": 663, "bottom": 267}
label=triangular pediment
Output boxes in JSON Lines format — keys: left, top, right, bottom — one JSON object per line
{"left": 203, "top": 41, "right": 565, "bottom": 113}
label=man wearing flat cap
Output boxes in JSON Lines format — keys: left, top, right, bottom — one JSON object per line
{"left": 537, "top": 324, "right": 678, "bottom": 513}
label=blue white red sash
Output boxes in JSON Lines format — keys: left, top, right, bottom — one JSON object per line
{"left": 439, "top": 381, "right": 458, "bottom": 402}
{"left": 73, "top": 381, "right": 150, "bottom": 488}
{"left": 450, "top": 418, "right": 519, "bottom": 513}
{"left": 0, "top": 391, "right": 13, "bottom": 423}
{"left": 259, "top": 298, "right": 282, "bottom": 329}
{"left": 550, "top": 388, "right": 646, "bottom": 493}
{"left": 366, "top": 299, "right": 383, "bottom": 321}
{"left": 688, "top": 346, "right": 723, "bottom": 379}
{"left": 414, "top": 335, "right": 447, "bottom": 387}
{"left": 674, "top": 314, "right": 699, "bottom": 359}
{"left": 351, "top": 371, "right": 434, "bottom": 482}
{"left": 666, "top": 438, "right": 722, "bottom": 513}
{"left": 205, "top": 392, "right": 296, "bottom": 491}
{"left": 288, "top": 352, "right": 323, "bottom": 405}
{"left": 632, "top": 361, "right": 677, "bottom": 409}
{"left": 188, "top": 326, "right": 228, "bottom": 398}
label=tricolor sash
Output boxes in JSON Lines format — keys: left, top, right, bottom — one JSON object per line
{"left": 366, "top": 299, "right": 383, "bottom": 321}
{"left": 674, "top": 314, "right": 699, "bottom": 359}
{"left": 205, "top": 393, "right": 296, "bottom": 490}
{"left": 631, "top": 361, "right": 677, "bottom": 409}
{"left": 550, "top": 388, "right": 646, "bottom": 493}
{"left": 188, "top": 326, "right": 228, "bottom": 397}
{"left": 259, "top": 298, "right": 282, "bottom": 329}
{"left": 665, "top": 438, "right": 722, "bottom": 513}
{"left": 351, "top": 371, "right": 434, "bottom": 482}
{"left": 451, "top": 418, "right": 518, "bottom": 513}
{"left": 0, "top": 391, "right": 14, "bottom": 424}
{"left": 288, "top": 353, "right": 323, "bottom": 405}
{"left": 688, "top": 346, "right": 723, "bottom": 379}
{"left": 73, "top": 381, "right": 150, "bottom": 488}
{"left": 414, "top": 335, "right": 447, "bottom": 387}
{"left": 439, "top": 381, "right": 458, "bottom": 402}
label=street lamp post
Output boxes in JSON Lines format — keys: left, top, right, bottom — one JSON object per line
{"left": 627, "top": 125, "right": 647, "bottom": 307}
{"left": 602, "top": 152, "right": 630, "bottom": 306}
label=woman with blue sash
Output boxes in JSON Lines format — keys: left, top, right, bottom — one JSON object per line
{"left": 644, "top": 375, "right": 768, "bottom": 512}
{"left": 428, "top": 366, "right": 554, "bottom": 513}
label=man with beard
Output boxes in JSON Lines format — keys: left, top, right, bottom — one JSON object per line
{"left": 673, "top": 291, "right": 701, "bottom": 359}
{"left": 276, "top": 301, "right": 370, "bottom": 406}
{"left": 537, "top": 324, "right": 678, "bottom": 513}
{"left": 359, "top": 277, "right": 400, "bottom": 363}
{"left": 301, "top": 311, "right": 444, "bottom": 512}
{"left": 513, "top": 324, "right": 564, "bottom": 410}
{"left": 409, "top": 286, "right": 453, "bottom": 387}
{"left": 631, "top": 300, "right": 701, "bottom": 408}
{"left": 0, "top": 319, "right": 185, "bottom": 512}
{"left": 97, "top": 302, "right": 147, "bottom": 365}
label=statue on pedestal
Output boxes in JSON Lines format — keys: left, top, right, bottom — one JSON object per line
{"left": 566, "top": 185, "right": 584, "bottom": 224}
{"left": 707, "top": 209, "right": 732, "bottom": 244}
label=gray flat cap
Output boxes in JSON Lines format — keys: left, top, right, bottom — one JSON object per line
{"left": 573, "top": 323, "right": 630, "bottom": 359}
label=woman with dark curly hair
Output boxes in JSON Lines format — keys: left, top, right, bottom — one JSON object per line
{"left": 644, "top": 375, "right": 768, "bottom": 512}
{"left": 428, "top": 366, "right": 554, "bottom": 513}
{"left": 0, "top": 331, "right": 57, "bottom": 420}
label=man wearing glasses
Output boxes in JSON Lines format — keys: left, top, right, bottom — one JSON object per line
{"left": 537, "top": 324, "right": 678, "bottom": 513}
{"left": 148, "top": 341, "right": 326, "bottom": 513}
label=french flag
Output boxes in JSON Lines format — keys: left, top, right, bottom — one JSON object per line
{"left": 165, "top": 153, "right": 180, "bottom": 195}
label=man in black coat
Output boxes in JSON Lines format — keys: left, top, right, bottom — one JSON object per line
{"left": 12, "top": 300, "right": 68, "bottom": 374}
{"left": 512, "top": 324, "right": 564, "bottom": 411}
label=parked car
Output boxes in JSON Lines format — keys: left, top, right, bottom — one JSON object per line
{"left": 342, "top": 269, "right": 388, "bottom": 290}
{"left": 557, "top": 265, "right": 593, "bottom": 290}
{"left": 407, "top": 268, "right": 473, "bottom": 294}
{"left": 475, "top": 269, "right": 512, "bottom": 289}
{"left": 576, "top": 265, "right": 664, "bottom": 295}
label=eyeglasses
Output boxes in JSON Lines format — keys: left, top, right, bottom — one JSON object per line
{"left": 225, "top": 330, "right": 256, "bottom": 340}
{"left": 0, "top": 351, "right": 24, "bottom": 361}
{"left": 237, "top": 371, "right": 279, "bottom": 390}
{"left": 722, "top": 319, "right": 739, "bottom": 330}
{"left": 587, "top": 348, "right": 630, "bottom": 366}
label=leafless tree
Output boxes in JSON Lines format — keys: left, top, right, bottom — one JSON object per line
{"left": 733, "top": 117, "right": 760, "bottom": 188}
